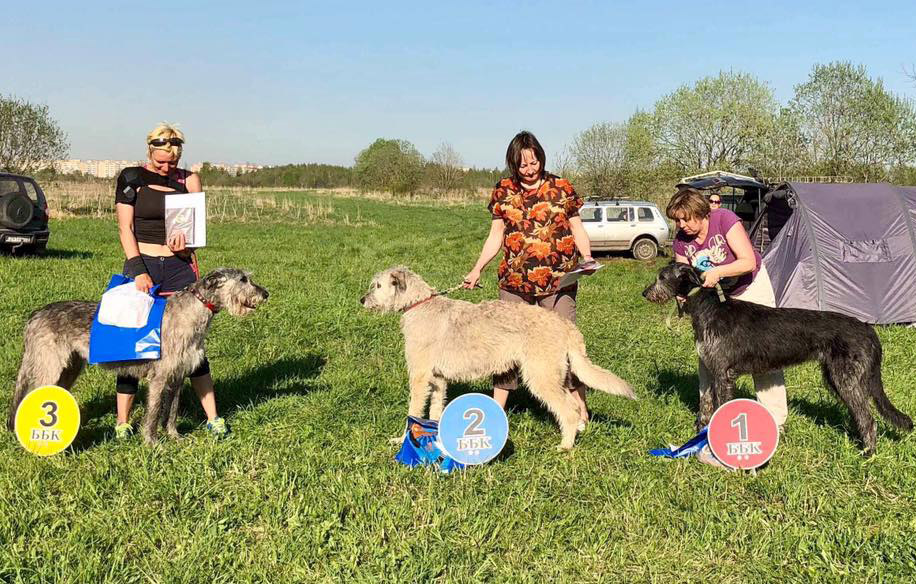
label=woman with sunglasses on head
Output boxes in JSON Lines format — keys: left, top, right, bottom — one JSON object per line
{"left": 112, "top": 123, "right": 227, "bottom": 440}
{"left": 462, "top": 131, "right": 598, "bottom": 428}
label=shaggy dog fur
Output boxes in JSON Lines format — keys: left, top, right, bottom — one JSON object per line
{"left": 361, "top": 266, "right": 635, "bottom": 450}
{"left": 7, "top": 268, "right": 268, "bottom": 444}
{"left": 642, "top": 262, "right": 912, "bottom": 455}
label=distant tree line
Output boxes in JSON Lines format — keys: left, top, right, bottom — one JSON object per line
{"left": 197, "top": 163, "right": 353, "bottom": 189}
{"left": 198, "top": 140, "right": 502, "bottom": 194}
{"left": 5, "top": 61, "right": 915, "bottom": 199}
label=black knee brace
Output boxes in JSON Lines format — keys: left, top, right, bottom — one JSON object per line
{"left": 116, "top": 375, "right": 139, "bottom": 395}
{"left": 189, "top": 358, "right": 211, "bottom": 378}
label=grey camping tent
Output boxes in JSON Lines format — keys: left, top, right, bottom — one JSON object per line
{"left": 749, "top": 182, "right": 916, "bottom": 324}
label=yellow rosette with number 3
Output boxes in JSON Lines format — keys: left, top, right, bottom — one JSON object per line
{"left": 14, "top": 385, "right": 80, "bottom": 456}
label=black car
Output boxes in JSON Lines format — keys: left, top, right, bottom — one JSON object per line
{"left": 0, "top": 172, "right": 50, "bottom": 254}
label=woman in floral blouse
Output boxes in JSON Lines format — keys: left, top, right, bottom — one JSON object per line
{"left": 463, "top": 131, "right": 597, "bottom": 425}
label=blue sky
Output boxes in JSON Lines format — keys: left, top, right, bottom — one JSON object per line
{"left": 5, "top": 1, "right": 915, "bottom": 168}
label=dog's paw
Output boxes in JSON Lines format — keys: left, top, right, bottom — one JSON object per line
{"left": 389, "top": 433, "right": 406, "bottom": 445}
{"left": 555, "top": 444, "right": 575, "bottom": 452}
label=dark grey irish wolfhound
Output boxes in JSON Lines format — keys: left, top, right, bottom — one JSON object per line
{"left": 642, "top": 262, "right": 912, "bottom": 455}
{"left": 7, "top": 268, "right": 268, "bottom": 444}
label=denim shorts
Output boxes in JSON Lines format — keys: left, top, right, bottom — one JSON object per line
{"left": 123, "top": 254, "right": 197, "bottom": 293}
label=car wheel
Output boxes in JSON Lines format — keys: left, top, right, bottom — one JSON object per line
{"left": 632, "top": 238, "right": 658, "bottom": 260}
{"left": 0, "top": 193, "right": 35, "bottom": 229}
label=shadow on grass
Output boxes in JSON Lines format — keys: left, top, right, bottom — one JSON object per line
{"left": 206, "top": 353, "right": 326, "bottom": 416}
{"left": 444, "top": 379, "right": 633, "bottom": 438}
{"left": 789, "top": 397, "right": 848, "bottom": 430}
{"left": 41, "top": 248, "right": 95, "bottom": 260}
{"left": 0, "top": 247, "right": 93, "bottom": 259}
{"left": 651, "top": 367, "right": 699, "bottom": 412}
{"left": 72, "top": 354, "right": 325, "bottom": 451}
{"left": 790, "top": 396, "right": 909, "bottom": 443}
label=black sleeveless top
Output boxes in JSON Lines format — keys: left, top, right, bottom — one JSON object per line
{"left": 115, "top": 167, "right": 189, "bottom": 244}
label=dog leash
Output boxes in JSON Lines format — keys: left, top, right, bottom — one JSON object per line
{"left": 401, "top": 282, "right": 481, "bottom": 313}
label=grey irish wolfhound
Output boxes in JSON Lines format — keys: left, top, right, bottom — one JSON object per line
{"left": 642, "top": 261, "right": 912, "bottom": 455}
{"left": 7, "top": 268, "right": 269, "bottom": 444}
{"left": 361, "top": 266, "right": 636, "bottom": 450}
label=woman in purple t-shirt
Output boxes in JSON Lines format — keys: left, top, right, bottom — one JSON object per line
{"left": 666, "top": 188, "right": 787, "bottom": 467}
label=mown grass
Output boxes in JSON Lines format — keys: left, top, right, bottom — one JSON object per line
{"left": 1, "top": 191, "right": 915, "bottom": 583}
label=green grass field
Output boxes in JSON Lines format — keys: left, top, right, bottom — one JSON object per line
{"left": 1, "top": 191, "right": 915, "bottom": 583}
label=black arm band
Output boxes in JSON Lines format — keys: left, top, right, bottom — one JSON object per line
{"left": 125, "top": 256, "right": 148, "bottom": 278}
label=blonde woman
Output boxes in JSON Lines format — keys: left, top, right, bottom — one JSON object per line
{"left": 112, "top": 123, "right": 227, "bottom": 439}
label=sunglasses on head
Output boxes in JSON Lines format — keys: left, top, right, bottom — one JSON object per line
{"left": 148, "top": 138, "right": 184, "bottom": 148}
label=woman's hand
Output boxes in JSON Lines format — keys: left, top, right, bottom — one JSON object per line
{"left": 462, "top": 269, "right": 482, "bottom": 289}
{"left": 702, "top": 267, "right": 723, "bottom": 288}
{"left": 167, "top": 232, "right": 187, "bottom": 253}
{"left": 579, "top": 256, "right": 599, "bottom": 273}
{"left": 134, "top": 273, "right": 154, "bottom": 293}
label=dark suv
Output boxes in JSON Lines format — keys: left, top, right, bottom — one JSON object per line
{"left": 0, "top": 173, "right": 50, "bottom": 254}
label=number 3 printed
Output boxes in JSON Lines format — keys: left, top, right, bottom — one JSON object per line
{"left": 40, "top": 401, "right": 58, "bottom": 428}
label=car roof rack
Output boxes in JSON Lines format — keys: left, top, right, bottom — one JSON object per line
{"left": 677, "top": 170, "right": 767, "bottom": 190}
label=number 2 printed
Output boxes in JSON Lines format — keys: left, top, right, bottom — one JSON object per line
{"left": 463, "top": 408, "right": 485, "bottom": 436}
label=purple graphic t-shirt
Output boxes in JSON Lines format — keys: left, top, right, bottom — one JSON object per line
{"left": 672, "top": 208, "right": 761, "bottom": 295}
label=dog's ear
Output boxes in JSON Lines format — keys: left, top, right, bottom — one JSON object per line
{"left": 673, "top": 262, "right": 702, "bottom": 286}
{"left": 685, "top": 267, "right": 703, "bottom": 287}
{"left": 200, "top": 269, "right": 229, "bottom": 292}
{"left": 673, "top": 263, "right": 703, "bottom": 295}
{"left": 390, "top": 269, "right": 407, "bottom": 293}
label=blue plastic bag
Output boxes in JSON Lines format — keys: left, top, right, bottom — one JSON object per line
{"left": 395, "top": 416, "right": 466, "bottom": 474}
{"left": 649, "top": 427, "right": 709, "bottom": 459}
{"left": 88, "top": 274, "right": 166, "bottom": 364}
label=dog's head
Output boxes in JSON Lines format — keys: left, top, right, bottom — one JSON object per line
{"left": 360, "top": 266, "right": 433, "bottom": 313}
{"left": 194, "top": 268, "right": 269, "bottom": 316}
{"left": 642, "top": 261, "right": 703, "bottom": 304}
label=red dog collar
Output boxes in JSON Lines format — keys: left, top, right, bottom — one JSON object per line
{"left": 191, "top": 289, "right": 219, "bottom": 313}
{"left": 401, "top": 294, "right": 438, "bottom": 313}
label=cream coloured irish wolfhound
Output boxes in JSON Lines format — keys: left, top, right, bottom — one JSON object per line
{"left": 360, "top": 266, "right": 635, "bottom": 450}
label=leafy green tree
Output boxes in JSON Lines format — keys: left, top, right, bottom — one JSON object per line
{"left": 748, "top": 107, "right": 811, "bottom": 179}
{"left": 354, "top": 138, "right": 424, "bottom": 194}
{"left": 0, "top": 94, "right": 69, "bottom": 174}
{"left": 650, "top": 72, "right": 777, "bottom": 173}
{"left": 570, "top": 122, "right": 629, "bottom": 197}
{"left": 622, "top": 110, "right": 663, "bottom": 198}
{"left": 790, "top": 62, "right": 916, "bottom": 180}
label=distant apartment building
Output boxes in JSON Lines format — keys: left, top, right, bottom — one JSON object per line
{"left": 54, "top": 159, "right": 145, "bottom": 178}
{"left": 190, "top": 162, "right": 264, "bottom": 175}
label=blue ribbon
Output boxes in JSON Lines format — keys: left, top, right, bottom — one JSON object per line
{"left": 394, "top": 416, "right": 466, "bottom": 474}
{"left": 649, "top": 427, "right": 709, "bottom": 458}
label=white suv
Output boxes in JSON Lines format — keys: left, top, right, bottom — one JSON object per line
{"left": 580, "top": 200, "right": 669, "bottom": 260}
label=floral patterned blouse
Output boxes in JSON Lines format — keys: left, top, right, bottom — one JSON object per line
{"left": 488, "top": 174, "right": 584, "bottom": 296}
